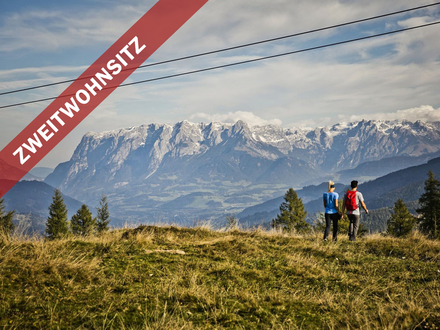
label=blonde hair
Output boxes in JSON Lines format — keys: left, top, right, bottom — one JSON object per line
{"left": 328, "top": 180, "right": 335, "bottom": 190}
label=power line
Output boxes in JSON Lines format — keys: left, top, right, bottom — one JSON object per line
{"left": 0, "top": 20, "right": 439, "bottom": 110}
{"left": 1, "top": 1, "right": 440, "bottom": 97}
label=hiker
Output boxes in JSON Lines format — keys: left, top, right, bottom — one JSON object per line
{"left": 323, "top": 180, "right": 341, "bottom": 241}
{"left": 341, "top": 180, "right": 369, "bottom": 241}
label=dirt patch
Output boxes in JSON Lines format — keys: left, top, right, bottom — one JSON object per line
{"left": 145, "top": 249, "right": 186, "bottom": 255}
{"left": 196, "top": 235, "right": 235, "bottom": 246}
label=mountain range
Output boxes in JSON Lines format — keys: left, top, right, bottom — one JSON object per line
{"left": 43, "top": 119, "right": 440, "bottom": 224}
{"left": 240, "top": 157, "right": 440, "bottom": 231}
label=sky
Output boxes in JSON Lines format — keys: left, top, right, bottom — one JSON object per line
{"left": 1, "top": 0, "right": 440, "bottom": 168}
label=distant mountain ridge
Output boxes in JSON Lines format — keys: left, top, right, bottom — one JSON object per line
{"left": 240, "top": 157, "right": 440, "bottom": 230}
{"left": 2, "top": 180, "right": 84, "bottom": 234}
{"left": 332, "top": 153, "right": 440, "bottom": 184}
{"left": 45, "top": 119, "right": 440, "bottom": 223}
{"left": 4, "top": 180, "right": 83, "bottom": 218}
{"left": 21, "top": 167, "right": 54, "bottom": 182}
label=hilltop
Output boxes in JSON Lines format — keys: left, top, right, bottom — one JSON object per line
{"left": 1, "top": 226, "right": 439, "bottom": 329}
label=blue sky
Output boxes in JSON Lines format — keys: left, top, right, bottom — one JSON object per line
{"left": 1, "top": 0, "right": 440, "bottom": 168}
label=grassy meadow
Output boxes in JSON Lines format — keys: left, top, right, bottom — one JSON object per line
{"left": 1, "top": 226, "right": 439, "bottom": 329}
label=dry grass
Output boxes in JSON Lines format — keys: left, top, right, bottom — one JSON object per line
{"left": 0, "top": 226, "right": 439, "bottom": 329}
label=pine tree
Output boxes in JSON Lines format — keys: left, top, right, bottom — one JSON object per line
{"left": 96, "top": 195, "right": 110, "bottom": 233}
{"left": 387, "top": 199, "right": 416, "bottom": 237}
{"left": 417, "top": 171, "right": 440, "bottom": 238}
{"left": 71, "top": 204, "right": 96, "bottom": 236}
{"left": 0, "top": 198, "right": 15, "bottom": 236}
{"left": 272, "top": 188, "right": 309, "bottom": 233}
{"left": 46, "top": 189, "right": 69, "bottom": 240}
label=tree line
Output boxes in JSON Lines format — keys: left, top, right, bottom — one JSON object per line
{"left": 388, "top": 170, "right": 440, "bottom": 239}
{"left": 271, "top": 170, "right": 440, "bottom": 239}
{"left": 0, "top": 189, "right": 110, "bottom": 239}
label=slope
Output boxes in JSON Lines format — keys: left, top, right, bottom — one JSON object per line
{"left": 1, "top": 226, "right": 439, "bottom": 329}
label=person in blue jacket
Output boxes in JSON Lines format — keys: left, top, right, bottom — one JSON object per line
{"left": 323, "top": 180, "right": 341, "bottom": 241}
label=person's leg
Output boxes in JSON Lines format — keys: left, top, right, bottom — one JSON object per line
{"left": 324, "top": 213, "right": 331, "bottom": 241}
{"left": 332, "top": 213, "right": 339, "bottom": 241}
{"left": 351, "top": 214, "right": 360, "bottom": 241}
{"left": 348, "top": 214, "right": 355, "bottom": 241}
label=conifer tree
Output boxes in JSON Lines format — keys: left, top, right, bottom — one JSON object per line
{"left": 272, "top": 188, "right": 309, "bottom": 233}
{"left": 96, "top": 195, "right": 110, "bottom": 233}
{"left": 417, "top": 171, "right": 440, "bottom": 238}
{"left": 0, "top": 198, "right": 15, "bottom": 236}
{"left": 387, "top": 199, "right": 416, "bottom": 237}
{"left": 71, "top": 204, "right": 96, "bottom": 236}
{"left": 46, "top": 189, "right": 69, "bottom": 240}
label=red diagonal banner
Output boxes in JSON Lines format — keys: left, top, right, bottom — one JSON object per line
{"left": 0, "top": 0, "right": 209, "bottom": 198}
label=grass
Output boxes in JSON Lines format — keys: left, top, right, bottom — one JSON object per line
{"left": 1, "top": 226, "right": 440, "bottom": 329}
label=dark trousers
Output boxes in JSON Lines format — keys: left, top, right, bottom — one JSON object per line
{"left": 324, "top": 213, "right": 339, "bottom": 241}
{"left": 347, "top": 214, "right": 360, "bottom": 241}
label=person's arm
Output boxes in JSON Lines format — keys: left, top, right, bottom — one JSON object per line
{"left": 335, "top": 199, "right": 340, "bottom": 213}
{"left": 323, "top": 197, "right": 327, "bottom": 208}
{"left": 341, "top": 195, "right": 346, "bottom": 216}
{"left": 358, "top": 192, "right": 368, "bottom": 214}
{"left": 361, "top": 201, "right": 369, "bottom": 214}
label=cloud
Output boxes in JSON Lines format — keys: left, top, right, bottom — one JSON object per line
{"left": 149, "top": 1, "right": 440, "bottom": 128}
{"left": 0, "top": 65, "right": 88, "bottom": 78}
{"left": 397, "top": 16, "right": 436, "bottom": 28}
{"left": 0, "top": 65, "right": 89, "bottom": 93}
{"left": 2, "top": 0, "right": 432, "bottom": 56}
{"left": 2, "top": 0, "right": 440, "bottom": 168}
{"left": 190, "top": 111, "right": 282, "bottom": 126}
{"left": 156, "top": 0, "right": 434, "bottom": 58}
{"left": 0, "top": 2, "right": 155, "bottom": 52}
{"left": 160, "top": 55, "right": 440, "bottom": 129}
{"left": 342, "top": 105, "right": 440, "bottom": 122}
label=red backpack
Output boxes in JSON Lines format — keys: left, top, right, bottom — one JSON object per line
{"left": 345, "top": 191, "right": 358, "bottom": 211}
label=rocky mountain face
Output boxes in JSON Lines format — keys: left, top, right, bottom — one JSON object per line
{"left": 45, "top": 119, "right": 440, "bottom": 224}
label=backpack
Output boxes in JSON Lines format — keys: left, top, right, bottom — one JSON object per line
{"left": 345, "top": 191, "right": 358, "bottom": 211}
